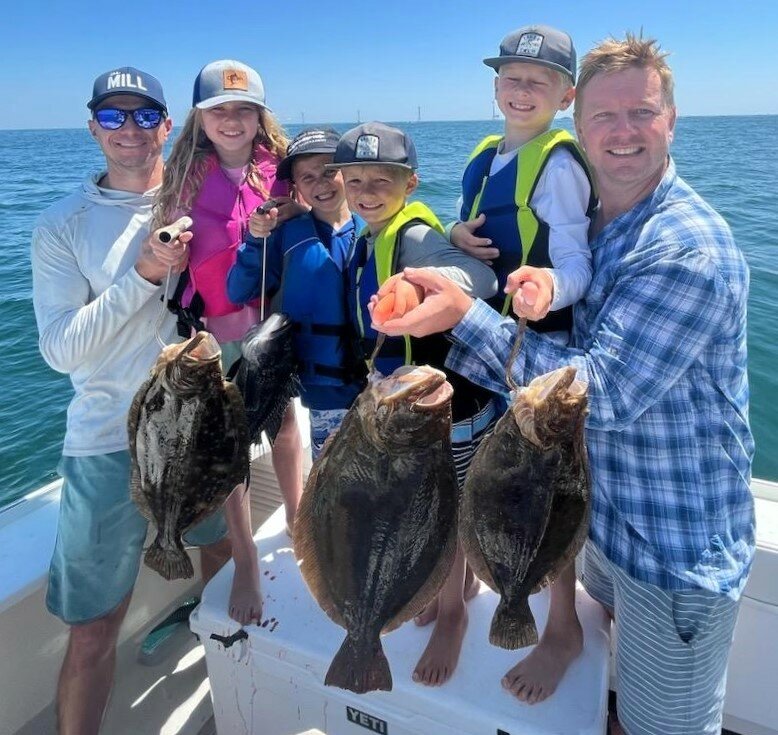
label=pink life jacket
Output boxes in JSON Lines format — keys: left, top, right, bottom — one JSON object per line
{"left": 182, "top": 146, "right": 289, "bottom": 320}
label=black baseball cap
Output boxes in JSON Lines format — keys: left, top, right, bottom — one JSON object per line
{"left": 483, "top": 25, "right": 576, "bottom": 83}
{"left": 328, "top": 122, "right": 418, "bottom": 171}
{"left": 277, "top": 127, "right": 341, "bottom": 181}
{"left": 87, "top": 66, "right": 167, "bottom": 112}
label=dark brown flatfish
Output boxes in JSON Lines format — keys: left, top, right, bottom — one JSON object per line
{"left": 128, "top": 332, "right": 249, "bottom": 580}
{"left": 460, "top": 366, "right": 589, "bottom": 649}
{"left": 231, "top": 313, "right": 300, "bottom": 444}
{"left": 295, "top": 365, "right": 458, "bottom": 693}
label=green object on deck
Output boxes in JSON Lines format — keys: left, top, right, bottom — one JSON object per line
{"left": 138, "top": 596, "right": 200, "bottom": 665}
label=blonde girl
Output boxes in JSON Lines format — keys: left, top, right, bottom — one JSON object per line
{"left": 154, "top": 59, "right": 303, "bottom": 625}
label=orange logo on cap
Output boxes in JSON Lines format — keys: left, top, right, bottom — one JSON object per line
{"left": 223, "top": 70, "right": 249, "bottom": 91}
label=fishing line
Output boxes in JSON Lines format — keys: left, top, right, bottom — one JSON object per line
{"left": 260, "top": 234, "right": 267, "bottom": 322}
{"left": 505, "top": 316, "right": 527, "bottom": 394}
{"left": 367, "top": 333, "right": 386, "bottom": 374}
{"left": 152, "top": 216, "right": 193, "bottom": 349}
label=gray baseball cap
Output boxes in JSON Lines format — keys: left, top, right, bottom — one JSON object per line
{"left": 192, "top": 59, "right": 269, "bottom": 110}
{"left": 328, "top": 122, "right": 418, "bottom": 171}
{"left": 483, "top": 25, "right": 576, "bottom": 83}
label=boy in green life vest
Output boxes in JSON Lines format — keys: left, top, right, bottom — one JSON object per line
{"left": 449, "top": 25, "right": 597, "bottom": 704}
{"left": 328, "top": 122, "right": 498, "bottom": 687}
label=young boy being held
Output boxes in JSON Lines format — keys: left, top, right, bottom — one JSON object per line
{"left": 454, "top": 24, "right": 596, "bottom": 336}
{"left": 451, "top": 25, "right": 597, "bottom": 704}
{"left": 329, "top": 122, "right": 498, "bottom": 687}
{"left": 227, "top": 128, "right": 366, "bottom": 457}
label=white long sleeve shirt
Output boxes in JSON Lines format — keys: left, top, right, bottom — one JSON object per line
{"left": 488, "top": 145, "right": 592, "bottom": 311}
{"left": 31, "top": 174, "right": 177, "bottom": 456}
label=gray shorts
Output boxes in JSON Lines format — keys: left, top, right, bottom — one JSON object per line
{"left": 580, "top": 540, "right": 740, "bottom": 735}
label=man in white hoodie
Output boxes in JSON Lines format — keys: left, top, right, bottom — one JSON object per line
{"left": 31, "top": 67, "right": 232, "bottom": 735}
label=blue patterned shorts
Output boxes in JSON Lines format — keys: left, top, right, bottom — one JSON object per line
{"left": 309, "top": 408, "right": 349, "bottom": 459}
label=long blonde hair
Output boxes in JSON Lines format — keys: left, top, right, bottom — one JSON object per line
{"left": 153, "top": 106, "right": 289, "bottom": 229}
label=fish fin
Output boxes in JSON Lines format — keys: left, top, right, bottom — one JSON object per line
{"left": 264, "top": 375, "right": 299, "bottom": 443}
{"left": 128, "top": 376, "right": 157, "bottom": 522}
{"left": 129, "top": 464, "right": 154, "bottom": 522}
{"left": 294, "top": 454, "right": 346, "bottom": 628}
{"left": 537, "top": 491, "right": 591, "bottom": 590}
{"left": 144, "top": 536, "right": 194, "bottom": 580}
{"left": 262, "top": 399, "right": 288, "bottom": 444}
{"left": 381, "top": 453, "right": 459, "bottom": 633}
{"left": 383, "top": 489, "right": 459, "bottom": 632}
{"left": 325, "top": 635, "right": 392, "bottom": 693}
{"left": 458, "top": 454, "right": 499, "bottom": 592}
{"left": 489, "top": 596, "right": 538, "bottom": 650}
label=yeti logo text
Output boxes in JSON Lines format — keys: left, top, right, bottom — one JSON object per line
{"left": 516, "top": 33, "right": 543, "bottom": 57}
{"left": 346, "top": 706, "right": 388, "bottom": 734}
{"left": 355, "top": 134, "right": 379, "bottom": 160}
{"left": 106, "top": 73, "right": 148, "bottom": 92}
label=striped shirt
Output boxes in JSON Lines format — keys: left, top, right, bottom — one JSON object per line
{"left": 447, "top": 159, "right": 755, "bottom": 599}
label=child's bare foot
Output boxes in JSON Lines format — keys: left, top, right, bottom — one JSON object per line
{"left": 228, "top": 563, "right": 262, "bottom": 625}
{"left": 415, "top": 566, "right": 480, "bottom": 626}
{"left": 414, "top": 596, "right": 438, "bottom": 626}
{"left": 501, "top": 619, "right": 583, "bottom": 704}
{"left": 412, "top": 603, "right": 468, "bottom": 686}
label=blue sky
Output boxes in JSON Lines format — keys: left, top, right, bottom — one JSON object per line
{"left": 2, "top": 0, "right": 777, "bottom": 129}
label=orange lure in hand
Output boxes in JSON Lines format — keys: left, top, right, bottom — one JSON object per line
{"left": 372, "top": 275, "right": 424, "bottom": 326}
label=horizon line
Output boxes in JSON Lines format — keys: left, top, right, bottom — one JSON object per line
{"left": 1, "top": 112, "right": 777, "bottom": 133}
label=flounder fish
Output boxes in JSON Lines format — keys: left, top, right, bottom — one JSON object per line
{"left": 231, "top": 313, "right": 299, "bottom": 443}
{"left": 128, "top": 332, "right": 249, "bottom": 580}
{"left": 295, "top": 365, "right": 459, "bottom": 693}
{"left": 460, "top": 365, "right": 589, "bottom": 649}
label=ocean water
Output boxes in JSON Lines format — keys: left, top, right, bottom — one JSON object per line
{"left": 1, "top": 117, "right": 776, "bottom": 508}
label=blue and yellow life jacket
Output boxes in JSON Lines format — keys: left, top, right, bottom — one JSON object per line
{"left": 347, "top": 201, "right": 492, "bottom": 421}
{"left": 347, "top": 201, "right": 445, "bottom": 376}
{"left": 460, "top": 128, "right": 597, "bottom": 331}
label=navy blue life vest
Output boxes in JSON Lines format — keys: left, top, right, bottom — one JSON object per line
{"left": 460, "top": 129, "right": 597, "bottom": 332}
{"left": 276, "top": 213, "right": 363, "bottom": 403}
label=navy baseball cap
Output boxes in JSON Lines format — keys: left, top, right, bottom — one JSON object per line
{"left": 483, "top": 25, "right": 577, "bottom": 83}
{"left": 87, "top": 67, "right": 167, "bottom": 112}
{"left": 328, "top": 122, "right": 418, "bottom": 171}
{"left": 277, "top": 128, "right": 341, "bottom": 181}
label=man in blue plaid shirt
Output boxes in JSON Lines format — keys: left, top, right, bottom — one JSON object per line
{"left": 369, "top": 35, "right": 754, "bottom": 735}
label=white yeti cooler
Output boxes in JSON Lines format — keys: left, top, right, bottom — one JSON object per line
{"left": 190, "top": 506, "right": 611, "bottom": 735}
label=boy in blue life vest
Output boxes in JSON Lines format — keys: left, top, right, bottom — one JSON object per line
{"left": 227, "top": 128, "right": 366, "bottom": 458}
{"left": 327, "top": 122, "right": 498, "bottom": 687}
{"left": 448, "top": 25, "right": 597, "bottom": 705}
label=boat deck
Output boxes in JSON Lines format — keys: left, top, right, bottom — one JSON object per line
{"left": 16, "top": 448, "right": 306, "bottom": 735}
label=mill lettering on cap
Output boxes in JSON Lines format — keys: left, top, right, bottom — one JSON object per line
{"left": 106, "top": 72, "right": 148, "bottom": 92}
{"left": 345, "top": 705, "right": 388, "bottom": 734}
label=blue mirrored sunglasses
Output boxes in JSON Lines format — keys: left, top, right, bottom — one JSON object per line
{"left": 94, "top": 107, "right": 165, "bottom": 130}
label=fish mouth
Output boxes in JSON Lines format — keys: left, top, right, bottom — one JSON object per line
{"left": 522, "top": 366, "right": 585, "bottom": 407}
{"left": 372, "top": 365, "right": 453, "bottom": 410}
{"left": 182, "top": 331, "right": 221, "bottom": 363}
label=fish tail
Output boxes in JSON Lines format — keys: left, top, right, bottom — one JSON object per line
{"left": 325, "top": 635, "right": 392, "bottom": 693}
{"left": 144, "top": 536, "right": 194, "bottom": 580}
{"left": 489, "top": 597, "right": 538, "bottom": 650}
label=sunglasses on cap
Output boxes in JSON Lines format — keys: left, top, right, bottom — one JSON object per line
{"left": 93, "top": 107, "right": 165, "bottom": 130}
